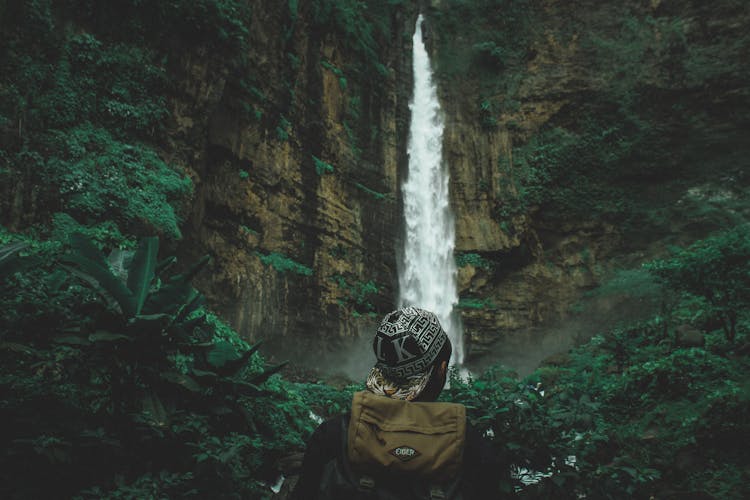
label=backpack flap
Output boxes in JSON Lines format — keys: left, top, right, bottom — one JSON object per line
{"left": 347, "top": 391, "right": 466, "bottom": 479}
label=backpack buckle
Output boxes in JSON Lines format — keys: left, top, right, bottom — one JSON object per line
{"left": 430, "top": 485, "right": 446, "bottom": 499}
{"left": 359, "top": 475, "right": 376, "bottom": 490}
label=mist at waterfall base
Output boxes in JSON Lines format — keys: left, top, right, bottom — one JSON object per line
{"left": 266, "top": 282, "right": 662, "bottom": 383}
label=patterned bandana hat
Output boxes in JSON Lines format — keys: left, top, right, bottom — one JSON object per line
{"left": 366, "top": 307, "right": 448, "bottom": 401}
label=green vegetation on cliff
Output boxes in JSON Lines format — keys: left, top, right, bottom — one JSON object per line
{"left": 0, "top": 0, "right": 207, "bottom": 240}
{"left": 432, "top": 0, "right": 750, "bottom": 234}
{"left": 1, "top": 0, "right": 402, "bottom": 240}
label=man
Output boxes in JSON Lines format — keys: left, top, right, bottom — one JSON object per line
{"left": 292, "top": 307, "right": 504, "bottom": 499}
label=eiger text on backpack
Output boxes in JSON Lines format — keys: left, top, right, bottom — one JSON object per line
{"left": 318, "top": 391, "right": 466, "bottom": 499}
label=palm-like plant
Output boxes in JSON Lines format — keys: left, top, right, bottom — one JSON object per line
{"left": 61, "top": 232, "right": 286, "bottom": 418}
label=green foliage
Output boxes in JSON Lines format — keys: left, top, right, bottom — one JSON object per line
{"left": 321, "top": 59, "right": 348, "bottom": 90}
{"left": 0, "top": 234, "right": 311, "bottom": 498}
{"left": 457, "top": 297, "right": 496, "bottom": 310}
{"left": 497, "top": 114, "right": 657, "bottom": 220}
{"left": 432, "top": 0, "right": 536, "bottom": 97}
{"left": 1, "top": 4, "right": 194, "bottom": 241}
{"left": 312, "top": 155, "right": 335, "bottom": 176}
{"left": 63, "top": 0, "right": 253, "bottom": 58}
{"left": 296, "top": 237, "right": 750, "bottom": 498}
{"left": 287, "top": 51, "right": 301, "bottom": 70}
{"left": 342, "top": 120, "right": 362, "bottom": 158}
{"left": 355, "top": 182, "right": 390, "bottom": 201}
{"left": 257, "top": 251, "right": 313, "bottom": 276}
{"left": 645, "top": 225, "right": 750, "bottom": 341}
{"left": 347, "top": 95, "right": 362, "bottom": 120}
{"left": 50, "top": 212, "right": 136, "bottom": 250}
{"left": 455, "top": 252, "right": 493, "bottom": 269}
{"left": 585, "top": 268, "right": 663, "bottom": 303}
{"left": 238, "top": 79, "right": 266, "bottom": 123}
{"left": 0, "top": 241, "right": 37, "bottom": 281}
{"left": 295, "top": 381, "right": 363, "bottom": 421}
{"left": 276, "top": 115, "right": 291, "bottom": 142}
{"left": 311, "top": 0, "right": 394, "bottom": 70}
{"left": 288, "top": 0, "right": 300, "bottom": 22}
{"left": 441, "top": 316, "right": 750, "bottom": 498}
{"left": 48, "top": 124, "right": 191, "bottom": 238}
{"left": 478, "top": 97, "right": 498, "bottom": 129}
{"left": 586, "top": 15, "right": 686, "bottom": 102}
{"left": 331, "top": 274, "right": 380, "bottom": 313}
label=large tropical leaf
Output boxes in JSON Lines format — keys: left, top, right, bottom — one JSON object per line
{"left": 154, "top": 256, "right": 177, "bottom": 277}
{"left": 211, "top": 341, "right": 264, "bottom": 378}
{"left": 142, "top": 255, "right": 209, "bottom": 315}
{"left": 89, "top": 331, "right": 132, "bottom": 343}
{"left": 62, "top": 253, "right": 136, "bottom": 316}
{"left": 140, "top": 391, "right": 169, "bottom": 427}
{"left": 174, "top": 290, "right": 205, "bottom": 323}
{"left": 207, "top": 340, "right": 241, "bottom": 369}
{"left": 142, "top": 279, "right": 194, "bottom": 315}
{"left": 168, "top": 255, "right": 211, "bottom": 285}
{"left": 69, "top": 233, "right": 110, "bottom": 270}
{"left": 0, "top": 241, "right": 27, "bottom": 262}
{"left": 128, "top": 314, "right": 173, "bottom": 338}
{"left": 161, "top": 371, "right": 202, "bottom": 392}
{"left": 127, "top": 236, "right": 159, "bottom": 316}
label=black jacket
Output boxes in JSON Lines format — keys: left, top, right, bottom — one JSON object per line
{"left": 291, "top": 413, "right": 506, "bottom": 499}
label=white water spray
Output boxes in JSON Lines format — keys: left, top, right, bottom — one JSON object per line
{"left": 399, "top": 14, "right": 464, "bottom": 365}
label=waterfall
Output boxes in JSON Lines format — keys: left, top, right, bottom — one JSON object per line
{"left": 398, "top": 14, "right": 464, "bottom": 365}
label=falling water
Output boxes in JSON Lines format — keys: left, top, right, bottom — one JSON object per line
{"left": 398, "top": 14, "right": 464, "bottom": 365}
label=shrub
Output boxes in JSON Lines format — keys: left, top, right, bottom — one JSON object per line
{"left": 330, "top": 274, "right": 380, "bottom": 314}
{"left": 442, "top": 317, "right": 749, "bottom": 498}
{"left": 312, "top": 155, "right": 335, "bottom": 176}
{"left": 45, "top": 124, "right": 192, "bottom": 239}
{"left": 1, "top": 5, "right": 193, "bottom": 241}
{"left": 645, "top": 225, "right": 750, "bottom": 342}
{"left": 0, "top": 234, "right": 312, "bottom": 498}
{"left": 455, "top": 252, "right": 494, "bottom": 269}
{"left": 257, "top": 251, "right": 313, "bottom": 276}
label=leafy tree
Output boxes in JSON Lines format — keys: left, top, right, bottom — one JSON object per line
{"left": 645, "top": 225, "right": 750, "bottom": 342}
{"left": 442, "top": 318, "right": 749, "bottom": 499}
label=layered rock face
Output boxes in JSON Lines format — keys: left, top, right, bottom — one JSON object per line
{"left": 179, "top": 0, "right": 748, "bottom": 360}
{"left": 429, "top": 0, "right": 750, "bottom": 355}
{"left": 170, "top": 3, "right": 416, "bottom": 353}
{"left": 4, "top": 1, "right": 745, "bottom": 363}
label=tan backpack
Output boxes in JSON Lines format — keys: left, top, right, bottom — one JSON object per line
{"left": 318, "top": 391, "right": 467, "bottom": 498}
{"left": 345, "top": 391, "right": 466, "bottom": 493}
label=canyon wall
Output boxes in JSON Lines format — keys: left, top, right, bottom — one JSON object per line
{"left": 2, "top": 0, "right": 747, "bottom": 362}
{"left": 170, "top": 3, "right": 417, "bottom": 356}
{"left": 194, "top": 0, "right": 748, "bottom": 359}
{"left": 429, "top": 0, "right": 749, "bottom": 355}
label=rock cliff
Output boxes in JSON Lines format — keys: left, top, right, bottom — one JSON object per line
{"left": 2, "top": 0, "right": 747, "bottom": 364}
{"left": 193, "top": 0, "right": 747, "bottom": 360}
{"left": 429, "top": 0, "right": 749, "bottom": 356}
{"left": 170, "top": 3, "right": 417, "bottom": 356}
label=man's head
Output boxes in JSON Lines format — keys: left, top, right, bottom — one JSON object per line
{"left": 366, "top": 307, "right": 452, "bottom": 401}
